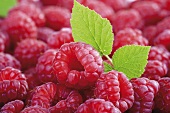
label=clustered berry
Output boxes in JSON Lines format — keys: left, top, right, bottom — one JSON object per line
{"left": 0, "top": 0, "right": 169, "bottom": 112}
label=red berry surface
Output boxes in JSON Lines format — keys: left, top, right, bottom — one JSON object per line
{"left": 49, "top": 90, "right": 83, "bottom": 113}
{"left": 156, "top": 16, "right": 170, "bottom": 34}
{"left": 9, "top": 2, "right": 45, "bottom": 27}
{"left": 154, "top": 29, "right": 170, "bottom": 51}
{"left": 129, "top": 77, "right": 160, "bottom": 113}
{"left": 0, "top": 67, "right": 28, "bottom": 104}
{"left": 36, "top": 49, "right": 58, "bottom": 83}
{"left": 53, "top": 42, "right": 103, "bottom": 89}
{"left": 113, "top": 28, "right": 148, "bottom": 52}
{"left": 24, "top": 67, "right": 41, "bottom": 90}
{"left": 94, "top": 70, "right": 134, "bottom": 112}
{"left": 26, "top": 82, "right": 56, "bottom": 108}
{"left": 2, "top": 11, "right": 37, "bottom": 46}
{"left": 100, "top": 0, "right": 130, "bottom": 11}
{"left": 14, "top": 39, "right": 47, "bottom": 70}
{"left": 154, "top": 77, "right": 170, "bottom": 113}
{"left": 43, "top": 6, "right": 71, "bottom": 30}
{"left": 0, "top": 100, "right": 24, "bottom": 113}
{"left": 142, "top": 60, "right": 168, "bottom": 80}
{"left": 21, "top": 106, "right": 48, "bottom": 113}
{"left": 47, "top": 28, "right": 73, "bottom": 49}
{"left": 112, "top": 9, "right": 143, "bottom": 33}
{"left": 85, "top": 0, "right": 115, "bottom": 22}
{"left": 0, "top": 31, "right": 10, "bottom": 52}
{"left": 148, "top": 46, "right": 170, "bottom": 67}
{"left": 37, "top": 27, "right": 54, "bottom": 43}
{"left": 75, "top": 98, "right": 121, "bottom": 113}
{"left": 0, "top": 52, "right": 21, "bottom": 70}
{"left": 131, "top": 1, "right": 161, "bottom": 25}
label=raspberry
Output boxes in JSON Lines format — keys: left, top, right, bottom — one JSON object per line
{"left": 9, "top": 2, "right": 45, "bottom": 27}
{"left": 100, "top": 0, "right": 130, "bottom": 11}
{"left": 94, "top": 70, "right": 134, "bottom": 112}
{"left": 24, "top": 67, "right": 42, "bottom": 90}
{"left": 154, "top": 29, "right": 170, "bottom": 51}
{"left": 85, "top": 0, "right": 115, "bottom": 22}
{"left": 112, "top": 9, "right": 144, "bottom": 33}
{"left": 21, "top": 106, "right": 48, "bottom": 113}
{"left": 0, "top": 67, "right": 28, "bottom": 104}
{"left": 43, "top": 6, "right": 71, "bottom": 30}
{"left": 47, "top": 28, "right": 73, "bottom": 49}
{"left": 143, "top": 25, "right": 158, "bottom": 45}
{"left": 156, "top": 16, "right": 170, "bottom": 34}
{"left": 129, "top": 77, "right": 159, "bottom": 113}
{"left": 0, "top": 31, "right": 10, "bottom": 52}
{"left": 49, "top": 90, "right": 83, "bottom": 113}
{"left": 14, "top": 39, "right": 47, "bottom": 70}
{"left": 148, "top": 46, "right": 170, "bottom": 67}
{"left": 131, "top": 1, "right": 161, "bottom": 25}
{"left": 2, "top": 11, "right": 37, "bottom": 46}
{"left": 36, "top": 49, "right": 58, "bottom": 83}
{"left": 37, "top": 27, "right": 54, "bottom": 43}
{"left": 142, "top": 60, "right": 168, "bottom": 80}
{"left": 75, "top": 98, "right": 121, "bottom": 113}
{"left": 154, "top": 77, "right": 170, "bottom": 113}
{"left": 113, "top": 28, "right": 148, "bottom": 52}
{"left": 0, "top": 52, "right": 21, "bottom": 70}
{"left": 0, "top": 100, "right": 24, "bottom": 113}
{"left": 26, "top": 82, "right": 56, "bottom": 108}
{"left": 53, "top": 42, "right": 103, "bottom": 89}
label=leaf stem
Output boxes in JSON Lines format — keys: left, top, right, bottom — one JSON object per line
{"left": 104, "top": 55, "right": 112, "bottom": 64}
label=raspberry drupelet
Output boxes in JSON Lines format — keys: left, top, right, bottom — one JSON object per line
{"left": 94, "top": 70, "right": 134, "bottom": 112}
{"left": 21, "top": 106, "right": 48, "bottom": 113}
{"left": 53, "top": 42, "right": 103, "bottom": 89}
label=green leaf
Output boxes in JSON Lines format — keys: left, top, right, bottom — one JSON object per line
{"left": 112, "top": 45, "right": 151, "bottom": 79}
{"left": 0, "top": 0, "right": 17, "bottom": 17}
{"left": 71, "top": 0, "right": 113, "bottom": 56}
{"left": 103, "top": 61, "right": 113, "bottom": 72}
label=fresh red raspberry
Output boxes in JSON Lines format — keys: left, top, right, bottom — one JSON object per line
{"left": 131, "top": 1, "right": 161, "bottom": 25}
{"left": 148, "top": 46, "right": 170, "bottom": 67}
{"left": 0, "top": 52, "right": 21, "bottom": 70}
{"left": 0, "top": 67, "right": 28, "bottom": 104}
{"left": 94, "top": 70, "right": 134, "bottom": 112}
{"left": 36, "top": 49, "right": 58, "bottom": 83}
{"left": 112, "top": 9, "right": 144, "bottom": 33}
{"left": 154, "top": 77, "right": 170, "bottom": 113}
{"left": 129, "top": 77, "right": 159, "bottom": 113}
{"left": 2, "top": 11, "right": 37, "bottom": 46}
{"left": 9, "top": 2, "right": 45, "bottom": 27}
{"left": 53, "top": 42, "right": 103, "bottom": 89}
{"left": 142, "top": 60, "right": 168, "bottom": 80}
{"left": 47, "top": 28, "right": 73, "bottom": 49}
{"left": 75, "top": 98, "right": 121, "bottom": 113}
{"left": 21, "top": 106, "right": 48, "bottom": 113}
{"left": 150, "top": 0, "right": 170, "bottom": 10}
{"left": 43, "top": 6, "right": 71, "bottom": 30}
{"left": 143, "top": 25, "right": 158, "bottom": 45}
{"left": 85, "top": 0, "right": 115, "bottom": 22}
{"left": 113, "top": 28, "right": 148, "bottom": 52}
{"left": 154, "top": 29, "right": 170, "bottom": 51}
{"left": 37, "top": 27, "right": 54, "bottom": 43}
{"left": 0, "top": 100, "right": 24, "bottom": 113}
{"left": 49, "top": 90, "right": 83, "bottom": 113}
{"left": 26, "top": 82, "right": 56, "bottom": 108}
{"left": 14, "top": 39, "right": 47, "bottom": 70}
{"left": 24, "top": 67, "right": 42, "bottom": 90}
{"left": 100, "top": 0, "right": 130, "bottom": 11}
{"left": 156, "top": 16, "right": 170, "bottom": 34}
